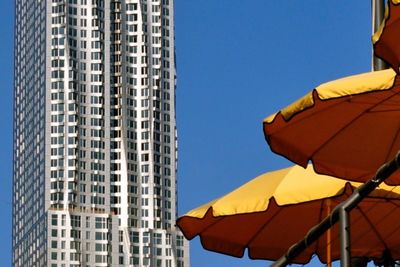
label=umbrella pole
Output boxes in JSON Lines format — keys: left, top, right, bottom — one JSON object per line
{"left": 372, "top": 0, "right": 388, "bottom": 71}
{"left": 327, "top": 200, "right": 332, "bottom": 267}
{"left": 270, "top": 152, "right": 400, "bottom": 267}
{"left": 339, "top": 205, "right": 351, "bottom": 267}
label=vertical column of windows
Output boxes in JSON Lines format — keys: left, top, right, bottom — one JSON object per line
{"left": 110, "top": 0, "right": 123, "bottom": 217}
{"left": 160, "top": 0, "right": 173, "bottom": 231}
{"left": 125, "top": 1, "right": 140, "bottom": 232}
{"left": 121, "top": 2, "right": 143, "bottom": 265}
{"left": 150, "top": 0, "right": 166, "bottom": 232}
{"left": 88, "top": 0, "right": 107, "bottom": 211}
{"left": 111, "top": 1, "right": 133, "bottom": 265}
{"left": 66, "top": 0, "right": 80, "bottom": 209}
{"left": 150, "top": 1, "right": 177, "bottom": 265}
{"left": 138, "top": 0, "right": 151, "bottom": 236}
{"left": 50, "top": 0, "right": 67, "bottom": 209}
{"left": 77, "top": 0, "right": 89, "bottom": 210}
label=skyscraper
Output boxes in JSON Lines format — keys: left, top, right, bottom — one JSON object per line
{"left": 13, "top": 0, "right": 188, "bottom": 266}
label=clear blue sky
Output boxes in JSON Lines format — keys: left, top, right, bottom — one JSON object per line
{"left": 0, "top": 0, "right": 373, "bottom": 266}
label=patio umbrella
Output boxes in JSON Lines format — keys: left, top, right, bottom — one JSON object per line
{"left": 373, "top": 0, "right": 400, "bottom": 73}
{"left": 263, "top": 69, "right": 400, "bottom": 185}
{"left": 177, "top": 165, "right": 400, "bottom": 264}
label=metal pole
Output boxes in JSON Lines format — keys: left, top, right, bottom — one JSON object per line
{"left": 339, "top": 206, "right": 351, "bottom": 267}
{"left": 270, "top": 152, "right": 400, "bottom": 267}
{"left": 372, "top": 0, "right": 388, "bottom": 71}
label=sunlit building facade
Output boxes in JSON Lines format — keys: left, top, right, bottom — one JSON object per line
{"left": 13, "top": 0, "right": 188, "bottom": 266}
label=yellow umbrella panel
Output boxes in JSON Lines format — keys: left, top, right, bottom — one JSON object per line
{"left": 177, "top": 165, "right": 400, "bottom": 264}
{"left": 263, "top": 69, "right": 400, "bottom": 185}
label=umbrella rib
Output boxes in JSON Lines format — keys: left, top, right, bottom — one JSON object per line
{"left": 197, "top": 205, "right": 284, "bottom": 258}
{"left": 375, "top": 80, "right": 400, "bottom": 163}
{"left": 353, "top": 205, "right": 389, "bottom": 251}
{"left": 384, "top": 120, "right": 400, "bottom": 163}
{"left": 308, "top": 90, "right": 400, "bottom": 164}
{"left": 242, "top": 207, "right": 283, "bottom": 250}
{"left": 377, "top": 200, "right": 400, "bottom": 238}
{"left": 185, "top": 209, "right": 226, "bottom": 240}
{"left": 387, "top": 198, "right": 400, "bottom": 208}
{"left": 196, "top": 216, "right": 225, "bottom": 236}
{"left": 315, "top": 199, "right": 326, "bottom": 261}
{"left": 274, "top": 93, "right": 349, "bottom": 131}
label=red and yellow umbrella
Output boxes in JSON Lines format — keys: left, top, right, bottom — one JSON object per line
{"left": 263, "top": 69, "right": 400, "bottom": 185}
{"left": 177, "top": 165, "right": 400, "bottom": 264}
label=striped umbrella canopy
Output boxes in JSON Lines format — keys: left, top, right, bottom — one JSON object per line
{"left": 263, "top": 69, "right": 400, "bottom": 185}
{"left": 177, "top": 165, "right": 400, "bottom": 264}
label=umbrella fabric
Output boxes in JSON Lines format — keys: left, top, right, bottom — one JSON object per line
{"left": 263, "top": 69, "right": 400, "bottom": 185}
{"left": 373, "top": 0, "right": 400, "bottom": 73}
{"left": 177, "top": 165, "right": 400, "bottom": 264}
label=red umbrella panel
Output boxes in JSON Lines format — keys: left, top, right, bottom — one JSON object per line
{"left": 263, "top": 69, "right": 400, "bottom": 185}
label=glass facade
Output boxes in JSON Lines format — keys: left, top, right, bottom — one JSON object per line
{"left": 13, "top": 0, "right": 47, "bottom": 266}
{"left": 13, "top": 0, "right": 188, "bottom": 266}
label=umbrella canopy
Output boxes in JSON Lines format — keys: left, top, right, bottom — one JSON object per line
{"left": 177, "top": 165, "right": 400, "bottom": 264}
{"left": 263, "top": 69, "right": 400, "bottom": 185}
{"left": 373, "top": 0, "right": 400, "bottom": 73}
